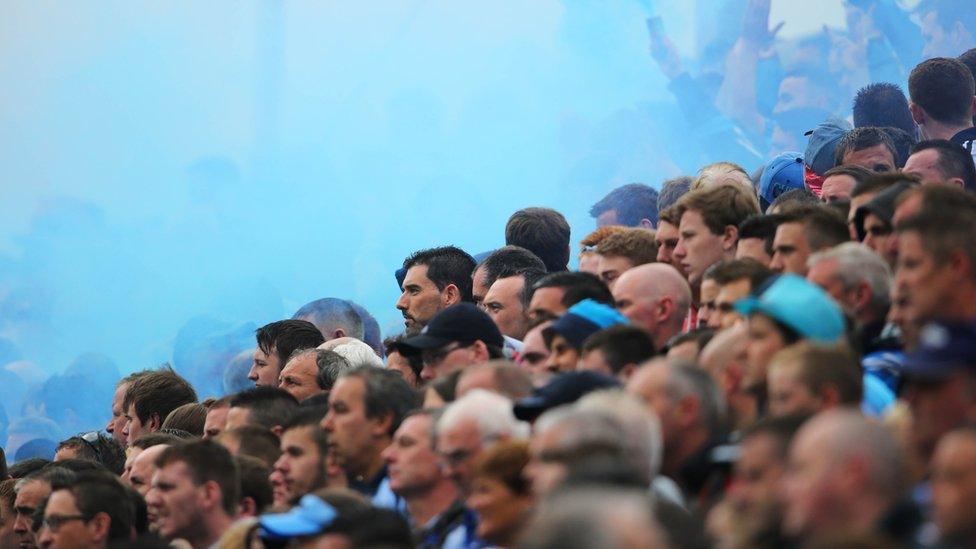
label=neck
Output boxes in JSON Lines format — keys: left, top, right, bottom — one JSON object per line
{"left": 662, "top": 426, "right": 710, "bottom": 477}
{"left": 939, "top": 283, "right": 976, "bottom": 321}
{"left": 920, "top": 119, "right": 974, "bottom": 141}
{"left": 357, "top": 445, "right": 388, "bottom": 481}
{"left": 830, "top": 493, "right": 891, "bottom": 536}
{"left": 405, "top": 480, "right": 458, "bottom": 527}
{"left": 185, "top": 512, "right": 233, "bottom": 548}
{"left": 653, "top": 323, "right": 681, "bottom": 351}
{"left": 728, "top": 391, "right": 759, "bottom": 432}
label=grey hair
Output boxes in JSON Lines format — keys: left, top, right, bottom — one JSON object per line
{"left": 436, "top": 389, "right": 529, "bottom": 443}
{"left": 808, "top": 242, "right": 891, "bottom": 315}
{"left": 329, "top": 338, "right": 384, "bottom": 369}
{"left": 666, "top": 361, "right": 727, "bottom": 435}
{"left": 576, "top": 390, "right": 663, "bottom": 482}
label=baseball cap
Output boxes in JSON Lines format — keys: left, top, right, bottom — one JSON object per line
{"left": 804, "top": 118, "right": 852, "bottom": 176}
{"left": 853, "top": 180, "right": 915, "bottom": 240}
{"left": 759, "top": 152, "right": 804, "bottom": 205}
{"left": 259, "top": 494, "right": 337, "bottom": 539}
{"left": 399, "top": 303, "right": 504, "bottom": 353}
{"left": 897, "top": 321, "right": 976, "bottom": 381}
{"left": 735, "top": 274, "right": 845, "bottom": 342}
{"left": 542, "top": 299, "right": 629, "bottom": 350}
{"left": 513, "top": 371, "right": 621, "bottom": 421}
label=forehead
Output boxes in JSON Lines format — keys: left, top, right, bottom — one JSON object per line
{"left": 439, "top": 417, "right": 480, "bottom": 445}
{"left": 775, "top": 221, "right": 804, "bottom": 240}
{"left": 905, "top": 149, "right": 940, "bottom": 170}
{"left": 822, "top": 174, "right": 855, "bottom": 192}
{"left": 936, "top": 433, "right": 976, "bottom": 465}
{"left": 133, "top": 445, "right": 166, "bottom": 471}
{"left": 531, "top": 287, "right": 565, "bottom": 307}
{"left": 403, "top": 264, "right": 433, "bottom": 286}
{"left": 485, "top": 276, "right": 524, "bottom": 301}
{"left": 679, "top": 210, "right": 708, "bottom": 231}
{"left": 46, "top": 490, "right": 80, "bottom": 514}
{"left": 399, "top": 414, "right": 433, "bottom": 438}
{"left": 156, "top": 460, "right": 193, "bottom": 482}
{"left": 717, "top": 278, "right": 752, "bottom": 300}
{"left": 863, "top": 213, "right": 887, "bottom": 227}
{"left": 282, "top": 425, "right": 317, "bottom": 446}
{"left": 656, "top": 221, "right": 678, "bottom": 239}
{"left": 523, "top": 323, "right": 552, "bottom": 349}
{"left": 282, "top": 354, "right": 318, "bottom": 375}
{"left": 15, "top": 480, "right": 49, "bottom": 505}
{"left": 331, "top": 376, "right": 366, "bottom": 404}
{"left": 807, "top": 259, "right": 839, "bottom": 280}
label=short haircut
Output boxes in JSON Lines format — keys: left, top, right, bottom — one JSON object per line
{"left": 7, "top": 459, "right": 48, "bottom": 480}
{"left": 161, "top": 403, "right": 207, "bottom": 437}
{"left": 402, "top": 246, "right": 477, "bottom": 302}
{"left": 898, "top": 194, "right": 976, "bottom": 282}
{"left": 229, "top": 387, "right": 299, "bottom": 429}
{"left": 657, "top": 176, "right": 693, "bottom": 212}
{"left": 478, "top": 245, "right": 547, "bottom": 291}
{"left": 280, "top": 406, "right": 330, "bottom": 455}
{"left": 834, "top": 127, "right": 897, "bottom": 167}
{"left": 664, "top": 327, "right": 716, "bottom": 354}
{"left": 704, "top": 258, "right": 773, "bottom": 289}
{"left": 472, "top": 440, "right": 530, "bottom": 497}
{"left": 671, "top": 186, "right": 760, "bottom": 236}
{"left": 338, "top": 367, "right": 419, "bottom": 437}
{"left": 292, "top": 298, "right": 365, "bottom": 340}
{"left": 235, "top": 455, "right": 273, "bottom": 515}
{"left": 740, "top": 413, "right": 810, "bottom": 460}
{"left": 692, "top": 161, "right": 753, "bottom": 193}
{"left": 58, "top": 471, "right": 135, "bottom": 542}
{"left": 530, "top": 272, "right": 614, "bottom": 309}
{"left": 218, "top": 426, "right": 281, "bottom": 467}
{"left": 664, "top": 363, "right": 726, "bottom": 435}
{"left": 255, "top": 319, "right": 325, "bottom": 367}
{"left": 851, "top": 171, "right": 912, "bottom": 198}
{"left": 737, "top": 215, "right": 779, "bottom": 256}
{"left": 823, "top": 164, "right": 875, "bottom": 187}
{"left": 960, "top": 48, "right": 976, "bottom": 86}
{"left": 910, "top": 139, "right": 976, "bottom": 192}
{"left": 909, "top": 57, "right": 976, "bottom": 126}
{"left": 519, "top": 270, "right": 548, "bottom": 311}
{"left": 155, "top": 440, "right": 240, "bottom": 515}
{"left": 579, "top": 227, "right": 625, "bottom": 250}
{"left": 808, "top": 242, "right": 892, "bottom": 316}
{"left": 852, "top": 83, "right": 917, "bottom": 137}
{"left": 582, "top": 326, "right": 657, "bottom": 374}
{"left": 383, "top": 334, "right": 424, "bottom": 380}
{"left": 589, "top": 183, "right": 660, "bottom": 227}
{"left": 772, "top": 343, "right": 863, "bottom": 406}
{"left": 0, "top": 479, "right": 15, "bottom": 511}
{"left": 302, "top": 349, "right": 352, "bottom": 391}
{"left": 505, "top": 207, "right": 571, "bottom": 272}
{"left": 459, "top": 361, "right": 534, "bottom": 400}
{"left": 122, "top": 367, "right": 197, "bottom": 426}
{"left": 777, "top": 205, "right": 850, "bottom": 252}
{"left": 770, "top": 188, "right": 819, "bottom": 213}
{"left": 55, "top": 433, "right": 126, "bottom": 475}
{"left": 594, "top": 229, "right": 657, "bottom": 266}
{"left": 129, "top": 432, "right": 180, "bottom": 450}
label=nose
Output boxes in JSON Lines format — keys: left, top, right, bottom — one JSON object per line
{"left": 656, "top": 246, "right": 669, "bottom": 263}
{"left": 395, "top": 292, "right": 409, "bottom": 311}
{"left": 769, "top": 253, "right": 784, "bottom": 273}
{"left": 106, "top": 417, "right": 114, "bottom": 433}
{"left": 247, "top": 365, "right": 259, "bottom": 381}
{"left": 544, "top": 353, "right": 559, "bottom": 372}
{"left": 381, "top": 442, "right": 395, "bottom": 463}
{"left": 37, "top": 526, "right": 53, "bottom": 548}
{"left": 672, "top": 241, "right": 686, "bottom": 260}
{"left": 320, "top": 412, "right": 335, "bottom": 433}
{"left": 420, "top": 364, "right": 435, "bottom": 381}
{"left": 13, "top": 514, "right": 28, "bottom": 534}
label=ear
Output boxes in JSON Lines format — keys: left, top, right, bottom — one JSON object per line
{"left": 948, "top": 249, "right": 973, "bottom": 280}
{"left": 471, "top": 340, "right": 490, "bottom": 362}
{"left": 331, "top": 328, "right": 347, "bottom": 339}
{"left": 88, "top": 512, "right": 111, "bottom": 542}
{"left": 820, "top": 385, "right": 841, "bottom": 409}
{"left": 270, "top": 425, "right": 284, "bottom": 438}
{"left": 201, "top": 480, "right": 224, "bottom": 511}
{"left": 238, "top": 496, "right": 258, "bottom": 518}
{"left": 639, "top": 218, "right": 654, "bottom": 229}
{"left": 908, "top": 102, "right": 924, "bottom": 126}
{"left": 619, "top": 363, "right": 637, "bottom": 381}
{"left": 657, "top": 296, "right": 675, "bottom": 324}
{"left": 442, "top": 283, "right": 461, "bottom": 306}
{"left": 853, "top": 281, "right": 872, "bottom": 312}
{"left": 370, "top": 412, "right": 395, "bottom": 440}
{"left": 948, "top": 177, "right": 966, "bottom": 189}
{"left": 148, "top": 412, "right": 163, "bottom": 432}
{"left": 722, "top": 225, "right": 739, "bottom": 252}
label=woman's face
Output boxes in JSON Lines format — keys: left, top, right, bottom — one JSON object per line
{"left": 466, "top": 476, "right": 531, "bottom": 544}
{"left": 745, "top": 314, "right": 789, "bottom": 390}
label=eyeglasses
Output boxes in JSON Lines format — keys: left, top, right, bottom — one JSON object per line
{"left": 42, "top": 514, "right": 90, "bottom": 533}
{"left": 438, "top": 448, "right": 474, "bottom": 467}
{"left": 78, "top": 431, "right": 104, "bottom": 462}
{"left": 421, "top": 342, "right": 472, "bottom": 367}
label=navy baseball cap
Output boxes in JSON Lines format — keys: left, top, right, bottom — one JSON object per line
{"left": 259, "top": 494, "right": 337, "bottom": 539}
{"left": 759, "top": 152, "right": 804, "bottom": 205}
{"left": 399, "top": 303, "right": 504, "bottom": 353}
{"left": 804, "top": 118, "right": 851, "bottom": 176}
{"left": 897, "top": 321, "right": 976, "bottom": 381}
{"left": 513, "top": 371, "right": 621, "bottom": 421}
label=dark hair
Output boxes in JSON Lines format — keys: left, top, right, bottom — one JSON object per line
{"left": 530, "top": 272, "right": 614, "bottom": 310}
{"left": 823, "top": 164, "right": 875, "bottom": 187}
{"left": 581, "top": 326, "right": 657, "bottom": 374}
{"left": 383, "top": 335, "right": 424, "bottom": 380}
{"left": 852, "top": 83, "right": 917, "bottom": 137}
{"left": 664, "top": 327, "right": 716, "bottom": 354}
{"left": 338, "top": 367, "right": 419, "bottom": 436}
{"left": 122, "top": 367, "right": 197, "bottom": 426}
{"left": 24, "top": 465, "right": 77, "bottom": 492}
{"left": 851, "top": 171, "right": 912, "bottom": 198}
{"left": 881, "top": 127, "right": 917, "bottom": 168}
{"left": 773, "top": 342, "right": 863, "bottom": 407}
{"left": 505, "top": 208, "right": 571, "bottom": 272}
{"left": 59, "top": 471, "right": 135, "bottom": 542}
{"left": 129, "top": 432, "right": 180, "bottom": 450}
{"left": 55, "top": 433, "right": 126, "bottom": 475}
{"left": 478, "top": 246, "right": 547, "bottom": 291}
{"left": 834, "top": 127, "right": 897, "bottom": 169}
{"left": 657, "top": 176, "right": 693, "bottom": 213}
{"left": 0, "top": 479, "right": 15, "bottom": 510}
{"left": 898, "top": 196, "right": 976, "bottom": 282}
{"left": 740, "top": 413, "right": 810, "bottom": 459}
{"left": 292, "top": 298, "right": 365, "bottom": 341}
{"left": 300, "top": 349, "right": 353, "bottom": 391}
{"left": 519, "top": 270, "right": 547, "bottom": 312}
{"left": 777, "top": 205, "right": 850, "bottom": 252}
{"left": 402, "top": 246, "right": 477, "bottom": 302}
{"left": 960, "top": 48, "right": 976, "bottom": 124}
{"left": 321, "top": 506, "right": 414, "bottom": 548}
{"left": 156, "top": 440, "right": 240, "bottom": 515}
{"left": 218, "top": 426, "right": 281, "bottom": 467}
{"left": 161, "top": 403, "right": 207, "bottom": 437}
{"left": 229, "top": 387, "right": 299, "bottom": 429}
{"left": 910, "top": 139, "right": 976, "bottom": 192}
{"left": 737, "top": 215, "right": 779, "bottom": 257}
{"left": 770, "top": 188, "right": 819, "bottom": 213}
{"left": 7, "top": 458, "right": 48, "bottom": 479}
{"left": 429, "top": 370, "right": 461, "bottom": 403}
{"left": 255, "top": 320, "right": 325, "bottom": 368}
{"left": 281, "top": 406, "right": 330, "bottom": 455}
{"left": 909, "top": 57, "right": 975, "bottom": 126}
{"left": 234, "top": 455, "right": 273, "bottom": 515}
{"left": 706, "top": 258, "right": 773, "bottom": 288}
{"left": 589, "top": 183, "right": 660, "bottom": 227}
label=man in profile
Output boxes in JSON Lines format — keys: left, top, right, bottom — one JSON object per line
{"left": 248, "top": 320, "right": 325, "bottom": 387}
{"left": 396, "top": 246, "right": 477, "bottom": 335}
{"left": 589, "top": 183, "right": 659, "bottom": 228}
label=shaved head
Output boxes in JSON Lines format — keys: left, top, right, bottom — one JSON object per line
{"left": 612, "top": 263, "right": 691, "bottom": 349}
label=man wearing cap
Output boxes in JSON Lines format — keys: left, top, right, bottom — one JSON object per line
{"left": 804, "top": 118, "right": 852, "bottom": 197}
{"left": 854, "top": 178, "right": 917, "bottom": 268}
{"left": 758, "top": 152, "right": 804, "bottom": 211}
{"left": 542, "top": 299, "right": 628, "bottom": 373}
{"left": 398, "top": 303, "right": 505, "bottom": 383}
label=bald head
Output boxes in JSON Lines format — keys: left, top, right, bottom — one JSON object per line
{"left": 700, "top": 325, "right": 748, "bottom": 383}
{"left": 612, "top": 263, "right": 691, "bottom": 349}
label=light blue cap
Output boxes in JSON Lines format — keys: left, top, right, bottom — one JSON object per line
{"left": 735, "top": 274, "right": 845, "bottom": 342}
{"left": 259, "top": 494, "right": 337, "bottom": 539}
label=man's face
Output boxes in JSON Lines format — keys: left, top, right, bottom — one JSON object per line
{"left": 383, "top": 415, "right": 444, "bottom": 497}
{"left": 612, "top": 274, "right": 660, "bottom": 334}
{"left": 518, "top": 322, "right": 552, "bottom": 381}
{"left": 697, "top": 278, "right": 719, "bottom": 327}
{"left": 903, "top": 149, "right": 949, "bottom": 186}
{"left": 525, "top": 425, "right": 570, "bottom": 497}
{"left": 545, "top": 334, "right": 580, "bottom": 374}
{"left": 471, "top": 265, "right": 489, "bottom": 307}
{"left": 711, "top": 278, "right": 750, "bottom": 329}
{"left": 248, "top": 345, "right": 281, "bottom": 387}
{"left": 902, "top": 373, "right": 976, "bottom": 462}
{"left": 203, "top": 406, "right": 229, "bottom": 439}
{"left": 13, "top": 480, "right": 48, "bottom": 549}
{"left": 579, "top": 348, "right": 613, "bottom": 377}
{"left": 436, "top": 417, "right": 483, "bottom": 496}
{"left": 396, "top": 265, "right": 448, "bottom": 335}
{"left": 279, "top": 353, "right": 323, "bottom": 402}
{"left": 597, "top": 255, "right": 634, "bottom": 290}
{"left": 273, "top": 426, "right": 325, "bottom": 505}
{"left": 895, "top": 231, "right": 952, "bottom": 323}
{"left": 820, "top": 174, "right": 856, "bottom": 205}
{"left": 419, "top": 341, "right": 480, "bottom": 382}
{"left": 861, "top": 213, "right": 894, "bottom": 266}
{"left": 655, "top": 221, "right": 680, "bottom": 265}
{"left": 127, "top": 445, "right": 166, "bottom": 498}
{"left": 931, "top": 432, "right": 976, "bottom": 541}
{"left": 596, "top": 209, "right": 620, "bottom": 228}
{"left": 146, "top": 461, "right": 205, "bottom": 542}
{"left": 781, "top": 424, "right": 840, "bottom": 536}
{"left": 735, "top": 237, "right": 772, "bottom": 266}
{"left": 842, "top": 145, "right": 895, "bottom": 173}
{"left": 847, "top": 192, "right": 877, "bottom": 241}
{"left": 123, "top": 403, "right": 151, "bottom": 445}
{"left": 482, "top": 276, "right": 530, "bottom": 340}
{"left": 626, "top": 363, "right": 679, "bottom": 443}
{"left": 224, "top": 407, "right": 255, "bottom": 431}
{"left": 674, "top": 210, "right": 729, "bottom": 288}
{"left": 770, "top": 221, "right": 811, "bottom": 275}
{"left": 807, "top": 259, "right": 859, "bottom": 315}
{"left": 745, "top": 315, "right": 788, "bottom": 390}
{"left": 767, "top": 365, "right": 822, "bottom": 417}
{"left": 729, "top": 434, "right": 787, "bottom": 516}
{"left": 528, "top": 286, "right": 567, "bottom": 324}
{"left": 106, "top": 383, "right": 129, "bottom": 445}
{"left": 321, "top": 377, "right": 382, "bottom": 477}
{"left": 36, "top": 490, "right": 97, "bottom": 549}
